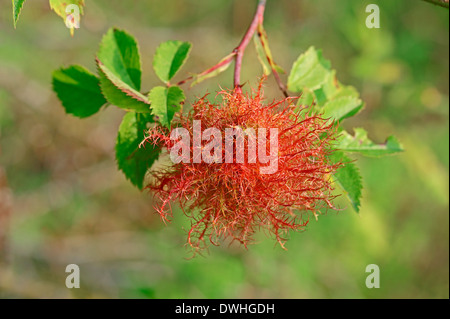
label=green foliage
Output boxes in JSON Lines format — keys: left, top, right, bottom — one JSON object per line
{"left": 322, "top": 96, "right": 363, "bottom": 121}
{"left": 116, "top": 112, "right": 161, "bottom": 189}
{"left": 312, "top": 71, "right": 364, "bottom": 120}
{"left": 331, "top": 152, "right": 363, "bottom": 213}
{"left": 12, "top": 0, "right": 26, "bottom": 28}
{"left": 297, "top": 89, "right": 315, "bottom": 107}
{"left": 49, "top": 0, "right": 85, "bottom": 35}
{"left": 97, "top": 28, "right": 142, "bottom": 91}
{"left": 315, "top": 71, "right": 361, "bottom": 105}
{"left": 337, "top": 128, "right": 404, "bottom": 157}
{"left": 149, "top": 86, "right": 185, "bottom": 128}
{"left": 52, "top": 65, "right": 106, "bottom": 118}
{"left": 49, "top": 20, "right": 403, "bottom": 211}
{"left": 288, "top": 46, "right": 403, "bottom": 211}
{"left": 290, "top": 48, "right": 364, "bottom": 120}
{"left": 153, "top": 41, "right": 192, "bottom": 83}
{"left": 288, "top": 46, "right": 332, "bottom": 92}
{"left": 13, "top": 0, "right": 85, "bottom": 34}
{"left": 97, "top": 59, "right": 150, "bottom": 113}
{"left": 6, "top": 0, "right": 447, "bottom": 298}
{"left": 52, "top": 28, "right": 191, "bottom": 188}
{"left": 95, "top": 28, "right": 151, "bottom": 113}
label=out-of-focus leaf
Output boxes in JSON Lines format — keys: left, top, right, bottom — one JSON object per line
{"left": 297, "top": 89, "right": 316, "bottom": 107}
{"left": 49, "top": 0, "right": 85, "bottom": 36}
{"left": 12, "top": 0, "right": 26, "bottom": 28}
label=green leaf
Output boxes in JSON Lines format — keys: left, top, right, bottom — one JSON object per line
{"left": 97, "top": 28, "right": 142, "bottom": 90}
{"left": 96, "top": 28, "right": 149, "bottom": 112}
{"left": 49, "top": 0, "right": 85, "bottom": 36}
{"left": 322, "top": 96, "right": 363, "bottom": 122}
{"left": 337, "top": 128, "right": 404, "bottom": 157}
{"left": 305, "top": 70, "right": 364, "bottom": 121}
{"left": 52, "top": 65, "right": 107, "bottom": 118}
{"left": 331, "top": 151, "right": 363, "bottom": 213}
{"left": 191, "top": 53, "right": 234, "bottom": 87}
{"left": 97, "top": 59, "right": 150, "bottom": 113}
{"left": 116, "top": 112, "right": 161, "bottom": 189}
{"left": 333, "top": 84, "right": 360, "bottom": 100}
{"left": 297, "top": 89, "right": 316, "bottom": 107}
{"left": 312, "top": 71, "right": 339, "bottom": 106}
{"left": 149, "top": 86, "right": 185, "bottom": 128}
{"left": 288, "top": 47, "right": 364, "bottom": 125}
{"left": 288, "top": 46, "right": 332, "bottom": 92}
{"left": 153, "top": 41, "right": 192, "bottom": 83}
{"left": 12, "top": 0, "right": 26, "bottom": 28}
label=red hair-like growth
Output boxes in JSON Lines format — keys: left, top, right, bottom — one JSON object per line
{"left": 143, "top": 83, "right": 340, "bottom": 252}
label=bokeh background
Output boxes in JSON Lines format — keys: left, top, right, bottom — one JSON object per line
{"left": 0, "top": 0, "right": 448, "bottom": 298}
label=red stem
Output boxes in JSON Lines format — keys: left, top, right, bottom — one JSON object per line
{"left": 233, "top": 0, "right": 267, "bottom": 93}
{"left": 177, "top": 53, "right": 235, "bottom": 87}
{"left": 176, "top": 0, "right": 269, "bottom": 91}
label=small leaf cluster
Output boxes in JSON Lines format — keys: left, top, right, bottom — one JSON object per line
{"left": 286, "top": 47, "right": 404, "bottom": 212}
{"left": 53, "top": 28, "right": 191, "bottom": 189}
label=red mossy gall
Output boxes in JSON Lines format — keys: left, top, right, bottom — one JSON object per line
{"left": 142, "top": 82, "right": 341, "bottom": 252}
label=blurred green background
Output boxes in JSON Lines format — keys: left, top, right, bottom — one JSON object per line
{"left": 0, "top": 0, "right": 448, "bottom": 298}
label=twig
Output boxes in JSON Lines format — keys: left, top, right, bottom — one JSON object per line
{"left": 176, "top": 53, "right": 236, "bottom": 87}
{"left": 233, "top": 0, "right": 267, "bottom": 93}
{"left": 256, "top": 26, "right": 289, "bottom": 97}
{"left": 177, "top": 0, "right": 280, "bottom": 95}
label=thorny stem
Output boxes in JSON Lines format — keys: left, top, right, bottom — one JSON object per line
{"left": 176, "top": 53, "right": 236, "bottom": 87}
{"left": 233, "top": 0, "right": 267, "bottom": 93}
{"left": 177, "top": 0, "right": 288, "bottom": 97}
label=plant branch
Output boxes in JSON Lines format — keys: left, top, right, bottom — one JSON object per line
{"left": 271, "top": 67, "right": 288, "bottom": 97}
{"left": 233, "top": 0, "right": 267, "bottom": 93}
{"left": 256, "top": 25, "right": 288, "bottom": 97}
{"left": 178, "top": 0, "right": 281, "bottom": 94}
{"left": 176, "top": 53, "right": 236, "bottom": 87}
{"left": 422, "top": 0, "right": 449, "bottom": 8}
{"left": 176, "top": 1, "right": 267, "bottom": 90}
